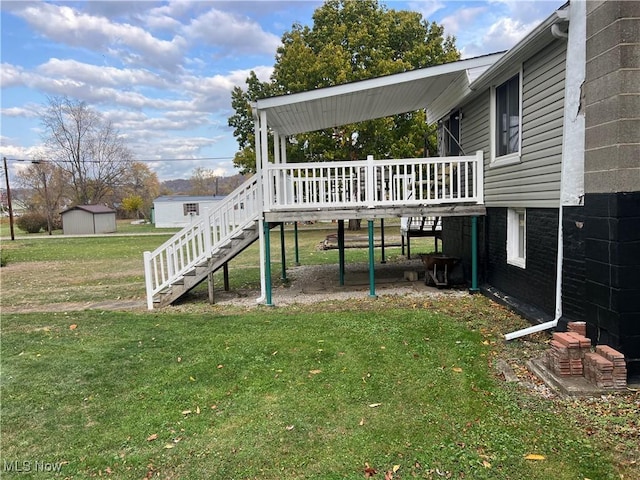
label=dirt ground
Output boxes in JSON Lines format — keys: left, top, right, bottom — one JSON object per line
{"left": 1, "top": 257, "right": 466, "bottom": 313}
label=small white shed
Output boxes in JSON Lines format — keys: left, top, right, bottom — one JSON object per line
{"left": 61, "top": 205, "right": 117, "bottom": 235}
{"left": 152, "top": 195, "right": 225, "bottom": 228}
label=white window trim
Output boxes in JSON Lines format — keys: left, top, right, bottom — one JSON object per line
{"left": 507, "top": 208, "right": 526, "bottom": 268}
{"left": 490, "top": 67, "right": 523, "bottom": 168}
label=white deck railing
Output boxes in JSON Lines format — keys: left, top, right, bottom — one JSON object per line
{"left": 264, "top": 151, "right": 483, "bottom": 211}
{"left": 143, "top": 176, "right": 260, "bottom": 309}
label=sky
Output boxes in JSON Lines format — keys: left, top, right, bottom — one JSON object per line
{"left": 1, "top": 0, "right": 565, "bottom": 182}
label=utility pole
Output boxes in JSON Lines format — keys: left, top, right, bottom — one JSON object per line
{"left": 3, "top": 157, "right": 15, "bottom": 241}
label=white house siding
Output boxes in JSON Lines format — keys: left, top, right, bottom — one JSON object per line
{"left": 153, "top": 197, "right": 224, "bottom": 228}
{"left": 484, "top": 39, "right": 567, "bottom": 208}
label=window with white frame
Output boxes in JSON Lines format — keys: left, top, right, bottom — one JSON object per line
{"left": 183, "top": 203, "right": 199, "bottom": 216}
{"left": 491, "top": 73, "right": 522, "bottom": 165}
{"left": 507, "top": 208, "right": 526, "bottom": 268}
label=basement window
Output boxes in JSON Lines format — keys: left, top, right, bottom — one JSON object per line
{"left": 183, "top": 203, "right": 199, "bottom": 216}
{"left": 507, "top": 208, "right": 526, "bottom": 268}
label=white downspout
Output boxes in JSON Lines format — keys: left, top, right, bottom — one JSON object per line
{"left": 505, "top": 2, "right": 584, "bottom": 340}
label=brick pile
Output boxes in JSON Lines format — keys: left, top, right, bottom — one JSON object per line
{"left": 567, "top": 321, "right": 586, "bottom": 337}
{"left": 542, "top": 323, "right": 628, "bottom": 390}
{"left": 594, "top": 345, "right": 627, "bottom": 389}
{"left": 547, "top": 332, "right": 591, "bottom": 377}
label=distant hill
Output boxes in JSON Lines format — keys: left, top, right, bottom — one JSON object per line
{"left": 161, "top": 174, "right": 248, "bottom": 196}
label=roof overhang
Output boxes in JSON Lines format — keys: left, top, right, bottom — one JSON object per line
{"left": 254, "top": 53, "right": 504, "bottom": 136}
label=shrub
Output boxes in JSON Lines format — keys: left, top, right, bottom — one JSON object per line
{"left": 16, "top": 213, "right": 47, "bottom": 234}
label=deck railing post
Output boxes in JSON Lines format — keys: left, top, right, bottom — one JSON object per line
{"left": 143, "top": 251, "right": 154, "bottom": 310}
{"left": 366, "top": 155, "right": 375, "bottom": 208}
{"left": 475, "top": 150, "right": 484, "bottom": 204}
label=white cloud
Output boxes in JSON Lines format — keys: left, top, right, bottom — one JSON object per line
{"left": 406, "top": 1, "right": 446, "bottom": 20}
{"left": 461, "top": 16, "right": 541, "bottom": 57}
{"left": 11, "top": 2, "right": 187, "bottom": 72}
{"left": 0, "top": 63, "right": 25, "bottom": 88}
{"left": 37, "top": 59, "right": 168, "bottom": 89}
{"left": 440, "top": 6, "right": 488, "bottom": 37}
{"left": 185, "top": 7, "right": 281, "bottom": 56}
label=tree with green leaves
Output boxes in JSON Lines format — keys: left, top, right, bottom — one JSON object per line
{"left": 228, "top": 0, "right": 459, "bottom": 174}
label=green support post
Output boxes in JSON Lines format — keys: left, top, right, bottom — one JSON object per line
{"left": 280, "top": 223, "right": 287, "bottom": 281}
{"left": 380, "top": 218, "right": 386, "bottom": 264}
{"left": 294, "top": 222, "right": 300, "bottom": 266}
{"left": 470, "top": 216, "right": 479, "bottom": 293}
{"left": 368, "top": 220, "right": 377, "bottom": 298}
{"left": 264, "top": 221, "right": 274, "bottom": 306}
{"left": 338, "top": 220, "right": 345, "bottom": 286}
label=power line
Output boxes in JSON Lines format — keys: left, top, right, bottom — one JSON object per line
{"left": 2, "top": 156, "right": 235, "bottom": 163}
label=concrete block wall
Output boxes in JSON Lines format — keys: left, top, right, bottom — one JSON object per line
{"left": 583, "top": 0, "right": 640, "bottom": 376}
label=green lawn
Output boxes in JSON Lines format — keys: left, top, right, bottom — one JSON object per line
{"left": 1, "top": 222, "right": 638, "bottom": 479}
{"left": 0, "top": 305, "right": 622, "bottom": 480}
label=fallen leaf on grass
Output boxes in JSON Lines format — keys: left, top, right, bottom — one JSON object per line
{"left": 189, "top": 376, "right": 196, "bottom": 382}
{"left": 524, "top": 454, "right": 545, "bottom": 460}
{"left": 285, "top": 425, "right": 295, "bottom": 431}
{"left": 364, "top": 463, "right": 377, "bottom": 477}
{"left": 217, "top": 364, "right": 224, "bottom": 369}
{"left": 368, "top": 403, "right": 382, "bottom": 408}
{"left": 482, "top": 460, "right": 492, "bottom": 468}
{"left": 164, "top": 444, "right": 174, "bottom": 449}
{"left": 452, "top": 367, "right": 463, "bottom": 373}
{"left": 359, "top": 418, "right": 365, "bottom": 426}
{"left": 69, "top": 324, "right": 78, "bottom": 330}
{"left": 309, "top": 369, "right": 322, "bottom": 375}
{"left": 196, "top": 406, "right": 201, "bottom": 414}
{"left": 146, "top": 433, "right": 158, "bottom": 442}
{"left": 182, "top": 410, "right": 192, "bottom": 415}
{"left": 393, "top": 465, "right": 400, "bottom": 473}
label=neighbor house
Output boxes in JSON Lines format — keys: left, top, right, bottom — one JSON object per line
{"left": 143, "top": 1, "right": 638, "bottom": 376}
{"left": 61, "top": 205, "right": 117, "bottom": 235}
{"left": 152, "top": 195, "right": 226, "bottom": 228}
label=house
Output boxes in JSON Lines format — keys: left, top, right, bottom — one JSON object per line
{"left": 143, "top": 1, "right": 638, "bottom": 376}
{"left": 434, "top": 0, "right": 639, "bottom": 376}
{"left": 61, "top": 205, "right": 116, "bottom": 235}
{"left": 152, "top": 195, "right": 226, "bottom": 228}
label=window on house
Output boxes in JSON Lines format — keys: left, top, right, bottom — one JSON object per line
{"left": 183, "top": 203, "right": 199, "bottom": 216}
{"left": 507, "top": 208, "right": 526, "bottom": 268}
{"left": 493, "top": 73, "right": 521, "bottom": 162}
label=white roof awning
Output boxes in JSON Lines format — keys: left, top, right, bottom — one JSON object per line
{"left": 254, "top": 53, "right": 504, "bottom": 136}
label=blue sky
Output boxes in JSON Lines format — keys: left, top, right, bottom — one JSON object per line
{"left": 1, "top": 0, "right": 564, "bottom": 181}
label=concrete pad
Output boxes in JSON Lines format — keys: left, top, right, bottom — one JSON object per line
{"left": 527, "top": 357, "right": 610, "bottom": 397}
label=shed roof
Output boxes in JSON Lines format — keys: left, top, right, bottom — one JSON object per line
{"left": 254, "top": 53, "right": 504, "bottom": 135}
{"left": 153, "top": 195, "right": 226, "bottom": 203}
{"left": 61, "top": 205, "right": 116, "bottom": 215}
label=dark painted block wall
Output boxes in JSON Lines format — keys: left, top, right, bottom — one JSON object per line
{"left": 583, "top": 192, "right": 640, "bottom": 373}
{"left": 443, "top": 209, "right": 558, "bottom": 318}
{"left": 562, "top": 207, "right": 587, "bottom": 324}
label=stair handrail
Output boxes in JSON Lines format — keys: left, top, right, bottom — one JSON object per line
{"left": 144, "top": 176, "right": 260, "bottom": 309}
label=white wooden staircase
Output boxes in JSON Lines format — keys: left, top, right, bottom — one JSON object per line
{"left": 144, "top": 177, "right": 260, "bottom": 309}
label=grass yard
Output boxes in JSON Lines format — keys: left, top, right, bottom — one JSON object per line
{"left": 1, "top": 303, "right": 631, "bottom": 480}
{"left": 1, "top": 222, "right": 638, "bottom": 479}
